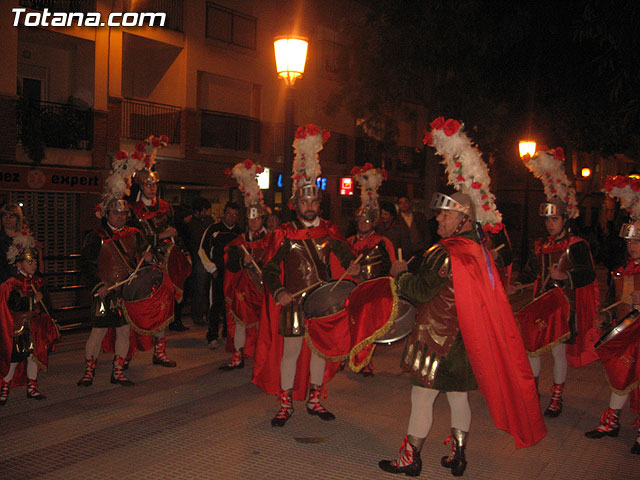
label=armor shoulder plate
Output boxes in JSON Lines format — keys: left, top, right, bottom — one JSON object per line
{"left": 423, "top": 244, "right": 450, "bottom": 278}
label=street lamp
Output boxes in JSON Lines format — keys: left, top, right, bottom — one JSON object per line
{"left": 274, "top": 36, "right": 308, "bottom": 208}
{"left": 518, "top": 140, "right": 536, "bottom": 269}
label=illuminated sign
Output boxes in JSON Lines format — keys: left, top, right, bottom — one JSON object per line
{"left": 257, "top": 167, "right": 270, "bottom": 189}
{"left": 340, "top": 177, "right": 354, "bottom": 195}
{"left": 276, "top": 174, "right": 326, "bottom": 190}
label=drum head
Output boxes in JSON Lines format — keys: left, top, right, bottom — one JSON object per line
{"left": 375, "top": 297, "right": 416, "bottom": 344}
{"left": 122, "top": 266, "right": 164, "bottom": 302}
{"left": 303, "top": 280, "right": 356, "bottom": 318}
{"left": 595, "top": 309, "right": 640, "bottom": 350}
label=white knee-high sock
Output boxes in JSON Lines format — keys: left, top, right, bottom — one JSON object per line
{"left": 610, "top": 391, "right": 628, "bottom": 410}
{"left": 234, "top": 323, "right": 246, "bottom": 351}
{"left": 447, "top": 391, "right": 471, "bottom": 432}
{"left": 114, "top": 324, "right": 130, "bottom": 358}
{"left": 407, "top": 386, "right": 439, "bottom": 438}
{"left": 3, "top": 363, "right": 18, "bottom": 382}
{"left": 85, "top": 327, "right": 108, "bottom": 359}
{"left": 26, "top": 355, "right": 38, "bottom": 380}
{"left": 528, "top": 355, "right": 541, "bottom": 377}
{"left": 309, "top": 352, "right": 326, "bottom": 386}
{"left": 280, "top": 336, "right": 303, "bottom": 391}
{"left": 551, "top": 343, "right": 567, "bottom": 384}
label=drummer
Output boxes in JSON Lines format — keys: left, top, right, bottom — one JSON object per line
{"left": 219, "top": 160, "right": 271, "bottom": 371}
{"left": 347, "top": 163, "right": 396, "bottom": 376}
{"left": 78, "top": 198, "right": 152, "bottom": 387}
{"left": 252, "top": 123, "right": 359, "bottom": 427}
{"left": 584, "top": 218, "right": 640, "bottom": 454}
{"left": 379, "top": 192, "right": 544, "bottom": 477}
{"left": 514, "top": 196, "right": 598, "bottom": 417}
{"left": 129, "top": 169, "right": 184, "bottom": 366}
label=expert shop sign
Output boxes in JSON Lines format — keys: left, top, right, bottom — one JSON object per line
{"left": 0, "top": 165, "right": 102, "bottom": 193}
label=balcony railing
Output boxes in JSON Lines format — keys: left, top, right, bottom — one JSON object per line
{"left": 124, "top": 0, "right": 183, "bottom": 32}
{"left": 122, "top": 98, "right": 181, "bottom": 144}
{"left": 17, "top": 98, "right": 93, "bottom": 150}
{"left": 200, "top": 110, "right": 260, "bottom": 153}
{"left": 19, "top": 0, "right": 96, "bottom": 13}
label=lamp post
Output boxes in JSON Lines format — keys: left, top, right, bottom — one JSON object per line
{"left": 519, "top": 140, "right": 536, "bottom": 269}
{"left": 273, "top": 36, "right": 308, "bottom": 208}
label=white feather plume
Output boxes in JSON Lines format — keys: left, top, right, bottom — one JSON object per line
{"left": 292, "top": 124, "right": 330, "bottom": 193}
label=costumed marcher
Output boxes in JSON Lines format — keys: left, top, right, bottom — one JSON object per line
{"left": 346, "top": 163, "right": 396, "bottom": 376}
{"left": 379, "top": 117, "right": 545, "bottom": 477}
{"left": 252, "top": 123, "right": 359, "bottom": 427}
{"left": 78, "top": 151, "right": 153, "bottom": 387}
{"left": 199, "top": 201, "right": 242, "bottom": 349}
{"left": 515, "top": 146, "right": 599, "bottom": 417}
{"left": 219, "top": 160, "right": 271, "bottom": 370}
{"left": 1, "top": 203, "right": 44, "bottom": 283}
{"left": 128, "top": 136, "right": 185, "bottom": 367}
{"left": 584, "top": 176, "right": 640, "bottom": 454}
{"left": 1, "top": 232, "right": 59, "bottom": 405}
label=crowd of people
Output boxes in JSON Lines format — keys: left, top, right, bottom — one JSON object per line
{"left": 2, "top": 126, "right": 640, "bottom": 478}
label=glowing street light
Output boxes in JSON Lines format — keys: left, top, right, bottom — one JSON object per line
{"left": 581, "top": 167, "right": 591, "bottom": 178}
{"left": 518, "top": 140, "right": 536, "bottom": 159}
{"left": 274, "top": 36, "right": 308, "bottom": 87}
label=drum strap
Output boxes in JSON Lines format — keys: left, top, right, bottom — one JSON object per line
{"left": 109, "top": 235, "right": 136, "bottom": 272}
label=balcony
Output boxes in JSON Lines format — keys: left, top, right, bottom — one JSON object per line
{"left": 122, "top": 98, "right": 181, "bottom": 144}
{"left": 200, "top": 110, "right": 260, "bottom": 153}
{"left": 19, "top": 0, "right": 96, "bottom": 13}
{"left": 124, "top": 0, "right": 183, "bottom": 32}
{"left": 17, "top": 98, "right": 93, "bottom": 151}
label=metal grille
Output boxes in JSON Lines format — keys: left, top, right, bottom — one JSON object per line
{"left": 9, "top": 191, "right": 79, "bottom": 311}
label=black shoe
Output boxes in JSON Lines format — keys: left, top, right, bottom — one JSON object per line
{"left": 110, "top": 375, "right": 135, "bottom": 387}
{"left": 632, "top": 442, "right": 640, "bottom": 454}
{"left": 585, "top": 426, "right": 619, "bottom": 438}
{"left": 378, "top": 457, "right": 422, "bottom": 477}
{"left": 219, "top": 359, "right": 245, "bottom": 371}
{"left": 169, "top": 322, "right": 189, "bottom": 332}
{"left": 152, "top": 356, "right": 177, "bottom": 368}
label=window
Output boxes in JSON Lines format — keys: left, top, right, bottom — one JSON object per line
{"left": 206, "top": 3, "right": 256, "bottom": 50}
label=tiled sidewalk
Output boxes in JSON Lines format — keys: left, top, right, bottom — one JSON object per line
{"left": 1, "top": 306, "right": 638, "bottom": 479}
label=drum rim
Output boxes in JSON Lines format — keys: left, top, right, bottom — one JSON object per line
{"left": 374, "top": 298, "right": 416, "bottom": 344}
{"left": 121, "top": 266, "right": 165, "bottom": 303}
{"left": 302, "top": 279, "right": 356, "bottom": 318}
{"left": 595, "top": 309, "right": 640, "bottom": 349}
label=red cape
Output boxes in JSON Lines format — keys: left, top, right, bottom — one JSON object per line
{"left": 535, "top": 235, "right": 600, "bottom": 367}
{"left": 1, "top": 277, "right": 60, "bottom": 385}
{"left": 130, "top": 198, "right": 171, "bottom": 220}
{"left": 443, "top": 236, "right": 546, "bottom": 448}
{"left": 223, "top": 233, "right": 270, "bottom": 357}
{"left": 251, "top": 219, "right": 352, "bottom": 401}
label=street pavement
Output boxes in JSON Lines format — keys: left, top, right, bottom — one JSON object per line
{"left": 1, "top": 286, "right": 639, "bottom": 478}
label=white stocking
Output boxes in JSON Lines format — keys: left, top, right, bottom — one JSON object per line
{"left": 610, "top": 391, "right": 628, "bottom": 410}
{"left": 407, "top": 386, "right": 439, "bottom": 438}
{"left": 85, "top": 327, "right": 107, "bottom": 359}
{"left": 114, "top": 324, "right": 130, "bottom": 358}
{"left": 280, "top": 336, "right": 303, "bottom": 391}
{"left": 551, "top": 343, "right": 567, "bottom": 384}
{"left": 26, "top": 355, "right": 38, "bottom": 380}
{"left": 309, "top": 351, "right": 326, "bottom": 386}
{"left": 234, "top": 322, "right": 246, "bottom": 351}
{"left": 528, "top": 355, "right": 541, "bottom": 377}
{"left": 447, "top": 391, "right": 471, "bottom": 432}
{"left": 2, "top": 363, "right": 17, "bottom": 382}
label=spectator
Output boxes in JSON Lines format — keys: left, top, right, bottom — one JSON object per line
{"left": 396, "top": 196, "right": 431, "bottom": 258}
{"left": 188, "top": 198, "right": 214, "bottom": 326}
{"left": 376, "top": 201, "right": 410, "bottom": 259}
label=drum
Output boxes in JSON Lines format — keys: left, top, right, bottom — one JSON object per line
{"left": 515, "top": 287, "right": 570, "bottom": 356}
{"left": 162, "top": 244, "right": 192, "bottom": 302}
{"left": 121, "top": 266, "right": 175, "bottom": 335}
{"left": 595, "top": 309, "right": 640, "bottom": 393}
{"left": 375, "top": 297, "right": 416, "bottom": 344}
{"left": 303, "top": 280, "right": 356, "bottom": 319}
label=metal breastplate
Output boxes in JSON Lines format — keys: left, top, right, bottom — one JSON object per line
{"left": 283, "top": 236, "right": 332, "bottom": 292}
{"left": 402, "top": 277, "right": 459, "bottom": 388}
{"left": 247, "top": 245, "right": 267, "bottom": 288}
{"left": 97, "top": 234, "right": 137, "bottom": 284}
{"left": 357, "top": 243, "right": 385, "bottom": 281}
{"left": 613, "top": 271, "right": 640, "bottom": 319}
{"left": 12, "top": 297, "right": 34, "bottom": 336}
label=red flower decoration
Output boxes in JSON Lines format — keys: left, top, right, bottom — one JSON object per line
{"left": 362, "top": 162, "right": 374, "bottom": 172}
{"left": 443, "top": 118, "right": 461, "bottom": 136}
{"left": 613, "top": 176, "right": 629, "bottom": 188}
{"left": 305, "top": 124, "right": 320, "bottom": 137}
{"left": 553, "top": 147, "right": 565, "bottom": 161}
{"left": 224, "top": 168, "right": 232, "bottom": 177}
{"left": 430, "top": 116, "right": 445, "bottom": 130}
{"left": 151, "top": 137, "right": 162, "bottom": 148}
{"left": 244, "top": 159, "right": 254, "bottom": 169}
{"left": 471, "top": 182, "right": 482, "bottom": 189}
{"left": 135, "top": 142, "right": 146, "bottom": 152}
{"left": 322, "top": 129, "right": 331, "bottom": 142}
{"left": 295, "top": 126, "right": 306, "bottom": 139}
{"left": 631, "top": 180, "right": 640, "bottom": 192}
{"left": 455, "top": 161, "right": 461, "bottom": 168}
{"left": 422, "top": 131, "right": 433, "bottom": 146}
{"left": 381, "top": 169, "right": 388, "bottom": 180}
{"left": 160, "top": 135, "right": 169, "bottom": 144}
{"left": 522, "top": 153, "right": 531, "bottom": 163}
{"left": 144, "top": 157, "right": 151, "bottom": 168}
{"left": 350, "top": 166, "right": 360, "bottom": 176}
{"left": 481, "top": 194, "right": 488, "bottom": 200}
{"left": 131, "top": 151, "right": 142, "bottom": 160}
{"left": 256, "top": 165, "right": 264, "bottom": 174}
{"left": 539, "top": 145, "right": 549, "bottom": 152}
{"left": 456, "top": 175, "right": 465, "bottom": 182}
{"left": 482, "top": 204, "right": 490, "bottom": 211}
{"left": 115, "top": 150, "right": 128, "bottom": 160}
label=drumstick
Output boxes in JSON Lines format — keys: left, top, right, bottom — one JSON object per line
{"left": 397, "top": 248, "right": 403, "bottom": 262}
{"left": 509, "top": 282, "right": 536, "bottom": 294}
{"left": 600, "top": 295, "right": 633, "bottom": 313}
{"left": 492, "top": 244, "right": 505, "bottom": 253}
{"left": 29, "top": 282, "right": 51, "bottom": 317}
{"left": 330, "top": 253, "right": 364, "bottom": 292}
{"left": 406, "top": 256, "right": 415, "bottom": 265}
{"left": 94, "top": 245, "right": 151, "bottom": 296}
{"left": 291, "top": 281, "right": 322, "bottom": 299}
{"left": 240, "top": 244, "right": 262, "bottom": 275}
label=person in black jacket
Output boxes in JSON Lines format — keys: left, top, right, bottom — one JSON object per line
{"left": 199, "top": 202, "right": 242, "bottom": 349}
